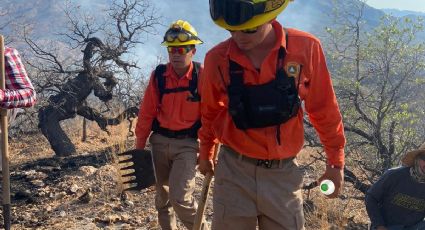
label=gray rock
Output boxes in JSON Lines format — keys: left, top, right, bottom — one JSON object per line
{"left": 78, "top": 166, "right": 98, "bottom": 177}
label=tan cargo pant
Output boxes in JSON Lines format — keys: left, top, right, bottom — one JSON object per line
{"left": 212, "top": 146, "right": 305, "bottom": 230}
{"left": 0, "top": 109, "right": 18, "bottom": 171}
{"left": 149, "top": 133, "right": 199, "bottom": 230}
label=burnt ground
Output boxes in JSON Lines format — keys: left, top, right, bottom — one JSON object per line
{"left": 1, "top": 133, "right": 370, "bottom": 229}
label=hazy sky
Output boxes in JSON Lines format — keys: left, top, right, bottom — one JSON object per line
{"left": 366, "top": 0, "right": 425, "bottom": 12}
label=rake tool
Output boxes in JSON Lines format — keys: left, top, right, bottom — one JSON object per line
{"left": 117, "top": 149, "right": 156, "bottom": 191}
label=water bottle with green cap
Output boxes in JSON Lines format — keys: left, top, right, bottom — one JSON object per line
{"left": 320, "top": 179, "right": 335, "bottom": 195}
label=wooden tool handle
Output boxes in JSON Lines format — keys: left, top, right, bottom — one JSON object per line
{"left": 193, "top": 143, "right": 220, "bottom": 230}
{"left": 0, "top": 35, "right": 12, "bottom": 230}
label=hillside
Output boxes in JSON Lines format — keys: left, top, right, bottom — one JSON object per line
{"left": 4, "top": 0, "right": 425, "bottom": 67}
{"left": 10, "top": 0, "right": 387, "bottom": 35}
{"left": 382, "top": 8, "right": 425, "bottom": 17}
{"left": 282, "top": 0, "right": 385, "bottom": 32}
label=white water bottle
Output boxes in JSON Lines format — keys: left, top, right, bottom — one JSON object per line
{"left": 320, "top": 179, "right": 335, "bottom": 195}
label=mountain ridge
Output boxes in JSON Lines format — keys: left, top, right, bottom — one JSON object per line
{"left": 3, "top": 0, "right": 424, "bottom": 69}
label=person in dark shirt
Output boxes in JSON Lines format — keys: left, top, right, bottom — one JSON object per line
{"left": 365, "top": 142, "right": 425, "bottom": 230}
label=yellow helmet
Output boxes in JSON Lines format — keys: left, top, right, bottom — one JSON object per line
{"left": 161, "top": 20, "right": 203, "bottom": 47}
{"left": 210, "top": 0, "right": 293, "bottom": 31}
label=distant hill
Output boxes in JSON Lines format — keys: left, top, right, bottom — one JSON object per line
{"left": 281, "top": 0, "right": 385, "bottom": 33}
{"left": 7, "top": 0, "right": 425, "bottom": 38}
{"left": 5, "top": 0, "right": 101, "bottom": 38}
{"left": 381, "top": 9, "right": 425, "bottom": 17}
{"left": 3, "top": 0, "right": 60, "bottom": 31}
{"left": 380, "top": 9, "right": 425, "bottom": 42}
{"left": 3, "top": 0, "right": 424, "bottom": 68}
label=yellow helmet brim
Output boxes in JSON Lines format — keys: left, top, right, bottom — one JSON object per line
{"left": 213, "top": 0, "right": 291, "bottom": 31}
{"left": 161, "top": 39, "right": 203, "bottom": 47}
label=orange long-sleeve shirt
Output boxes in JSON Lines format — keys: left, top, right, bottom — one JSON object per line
{"left": 198, "top": 21, "right": 346, "bottom": 167}
{"left": 135, "top": 62, "right": 203, "bottom": 149}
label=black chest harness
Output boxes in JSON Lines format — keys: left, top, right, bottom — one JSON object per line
{"left": 227, "top": 32, "right": 301, "bottom": 143}
{"left": 151, "top": 62, "right": 201, "bottom": 139}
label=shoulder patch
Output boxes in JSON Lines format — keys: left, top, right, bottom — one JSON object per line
{"left": 285, "top": 62, "right": 300, "bottom": 78}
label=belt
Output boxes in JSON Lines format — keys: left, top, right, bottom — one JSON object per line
{"left": 222, "top": 145, "right": 295, "bottom": 169}
{"left": 152, "top": 119, "right": 199, "bottom": 139}
{"left": 154, "top": 130, "right": 196, "bottom": 139}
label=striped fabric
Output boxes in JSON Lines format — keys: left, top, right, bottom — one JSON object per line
{"left": 0, "top": 47, "right": 36, "bottom": 108}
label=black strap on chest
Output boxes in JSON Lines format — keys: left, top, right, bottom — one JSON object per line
{"left": 155, "top": 61, "right": 201, "bottom": 103}
{"left": 151, "top": 61, "right": 201, "bottom": 138}
{"left": 227, "top": 29, "right": 300, "bottom": 132}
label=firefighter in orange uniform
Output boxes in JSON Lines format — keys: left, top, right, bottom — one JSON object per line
{"left": 198, "top": 1, "right": 346, "bottom": 229}
{"left": 135, "top": 20, "right": 206, "bottom": 230}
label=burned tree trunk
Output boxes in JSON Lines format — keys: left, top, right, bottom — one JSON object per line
{"left": 39, "top": 72, "right": 94, "bottom": 156}
{"left": 82, "top": 117, "right": 87, "bottom": 142}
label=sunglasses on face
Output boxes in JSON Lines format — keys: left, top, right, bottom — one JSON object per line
{"left": 164, "top": 29, "right": 199, "bottom": 43}
{"left": 167, "top": 46, "right": 193, "bottom": 55}
{"left": 419, "top": 154, "right": 425, "bottom": 161}
{"left": 227, "top": 26, "right": 259, "bottom": 34}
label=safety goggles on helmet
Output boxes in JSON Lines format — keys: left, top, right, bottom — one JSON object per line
{"left": 167, "top": 46, "right": 194, "bottom": 55}
{"left": 210, "top": 0, "right": 286, "bottom": 26}
{"left": 164, "top": 28, "right": 200, "bottom": 43}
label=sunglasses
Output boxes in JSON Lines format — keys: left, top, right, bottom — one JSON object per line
{"left": 167, "top": 46, "right": 193, "bottom": 55}
{"left": 419, "top": 154, "right": 425, "bottom": 161}
{"left": 164, "top": 29, "right": 199, "bottom": 43}
{"left": 227, "top": 26, "right": 259, "bottom": 34}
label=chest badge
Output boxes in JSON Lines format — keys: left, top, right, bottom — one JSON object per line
{"left": 285, "top": 62, "right": 301, "bottom": 78}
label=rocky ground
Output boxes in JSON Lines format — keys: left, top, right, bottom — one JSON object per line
{"left": 2, "top": 134, "right": 215, "bottom": 230}
{"left": 1, "top": 130, "right": 370, "bottom": 229}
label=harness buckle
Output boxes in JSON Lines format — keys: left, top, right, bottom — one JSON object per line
{"left": 257, "top": 159, "right": 273, "bottom": 168}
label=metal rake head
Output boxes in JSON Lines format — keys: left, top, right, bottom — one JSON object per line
{"left": 117, "top": 149, "right": 156, "bottom": 191}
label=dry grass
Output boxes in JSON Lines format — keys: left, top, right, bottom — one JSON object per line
{"left": 298, "top": 148, "right": 370, "bottom": 229}
{"left": 9, "top": 118, "right": 132, "bottom": 166}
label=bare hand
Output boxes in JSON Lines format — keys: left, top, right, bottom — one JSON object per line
{"left": 198, "top": 159, "right": 215, "bottom": 175}
{"left": 376, "top": 226, "right": 388, "bottom": 230}
{"left": 318, "top": 165, "right": 344, "bottom": 198}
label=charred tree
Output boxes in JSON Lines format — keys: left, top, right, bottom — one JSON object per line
{"left": 38, "top": 38, "right": 125, "bottom": 155}
{"left": 26, "top": 0, "right": 159, "bottom": 156}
